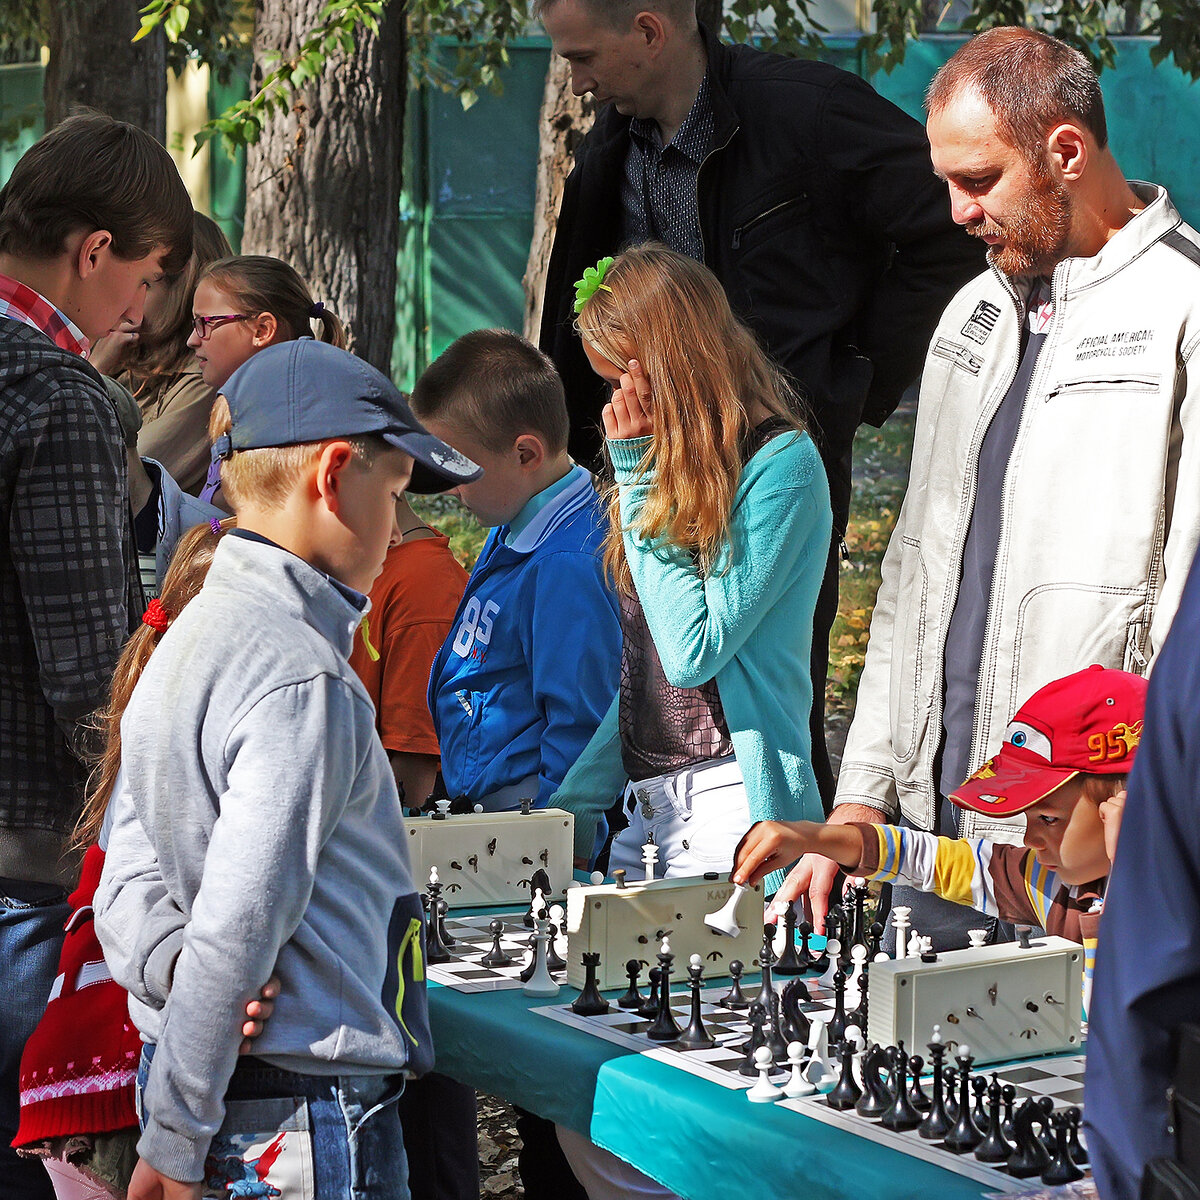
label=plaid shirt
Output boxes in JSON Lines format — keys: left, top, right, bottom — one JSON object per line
{"left": 0, "top": 312, "right": 140, "bottom": 862}
{"left": 0, "top": 273, "right": 89, "bottom": 356}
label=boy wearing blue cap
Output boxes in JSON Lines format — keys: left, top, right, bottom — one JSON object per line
{"left": 95, "top": 340, "right": 480, "bottom": 1200}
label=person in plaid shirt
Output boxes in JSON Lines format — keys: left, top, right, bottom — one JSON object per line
{"left": 0, "top": 112, "right": 192, "bottom": 1200}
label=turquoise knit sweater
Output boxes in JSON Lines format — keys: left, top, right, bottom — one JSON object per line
{"left": 553, "top": 428, "right": 832, "bottom": 888}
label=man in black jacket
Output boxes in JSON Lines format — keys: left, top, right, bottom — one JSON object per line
{"left": 537, "top": 0, "right": 982, "bottom": 811}
{"left": 0, "top": 113, "right": 192, "bottom": 1198}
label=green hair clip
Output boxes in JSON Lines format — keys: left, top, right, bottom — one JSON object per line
{"left": 573, "top": 256, "right": 615, "bottom": 313}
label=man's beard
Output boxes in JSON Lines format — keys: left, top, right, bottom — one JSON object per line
{"left": 969, "top": 156, "right": 1072, "bottom": 279}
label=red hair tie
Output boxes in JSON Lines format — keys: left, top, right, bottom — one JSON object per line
{"left": 142, "top": 598, "right": 170, "bottom": 633}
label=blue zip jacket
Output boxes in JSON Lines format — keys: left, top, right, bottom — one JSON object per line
{"left": 1086, "top": 547, "right": 1200, "bottom": 1199}
{"left": 553, "top": 429, "right": 831, "bottom": 891}
{"left": 428, "top": 467, "right": 621, "bottom": 806}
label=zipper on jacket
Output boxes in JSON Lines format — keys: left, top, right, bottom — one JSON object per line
{"left": 695, "top": 121, "right": 739, "bottom": 266}
{"left": 731, "top": 194, "right": 808, "bottom": 250}
{"left": 925, "top": 268, "right": 1028, "bottom": 828}
{"left": 964, "top": 269, "right": 1065, "bottom": 819}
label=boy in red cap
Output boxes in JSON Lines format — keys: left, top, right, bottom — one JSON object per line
{"left": 733, "top": 664, "right": 1144, "bottom": 995}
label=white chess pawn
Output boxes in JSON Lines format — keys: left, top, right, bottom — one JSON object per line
{"left": 429, "top": 866, "right": 439, "bottom": 887}
{"left": 642, "top": 840, "right": 659, "bottom": 882}
{"left": 746, "top": 1045, "right": 783, "bottom": 1102}
{"left": 817, "top": 935, "right": 842, "bottom": 989}
{"left": 704, "top": 883, "right": 747, "bottom": 937}
{"left": 845, "top": 943, "right": 867, "bottom": 1010}
{"left": 967, "top": 928, "right": 988, "bottom": 950}
{"left": 804, "top": 1017, "right": 836, "bottom": 1090}
{"left": 782, "top": 1041, "right": 815, "bottom": 1098}
{"left": 549, "top": 903, "right": 566, "bottom": 951}
{"left": 589, "top": 871, "right": 604, "bottom": 885}
{"left": 907, "top": 930, "right": 924, "bottom": 960}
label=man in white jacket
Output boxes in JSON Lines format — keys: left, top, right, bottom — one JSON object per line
{"left": 784, "top": 26, "right": 1200, "bottom": 946}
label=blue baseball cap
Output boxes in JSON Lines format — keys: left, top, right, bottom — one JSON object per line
{"left": 213, "top": 340, "right": 482, "bottom": 494}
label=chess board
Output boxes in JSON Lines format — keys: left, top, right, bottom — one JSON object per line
{"left": 782, "top": 1055, "right": 1088, "bottom": 1192}
{"left": 536, "top": 975, "right": 840, "bottom": 1090}
{"left": 427, "top": 912, "right": 553, "bottom": 993}
{"left": 538, "top": 977, "right": 1089, "bottom": 1192}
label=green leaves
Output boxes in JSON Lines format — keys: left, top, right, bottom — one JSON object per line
{"left": 573, "top": 256, "right": 615, "bottom": 313}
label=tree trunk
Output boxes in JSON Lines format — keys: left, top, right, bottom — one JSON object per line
{"left": 44, "top": 0, "right": 166, "bottom": 139}
{"left": 522, "top": 55, "right": 594, "bottom": 341}
{"left": 242, "top": 0, "right": 405, "bottom": 373}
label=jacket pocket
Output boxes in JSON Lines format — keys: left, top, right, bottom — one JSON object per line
{"left": 1046, "top": 373, "right": 1162, "bottom": 399}
{"left": 731, "top": 193, "right": 810, "bottom": 250}
{"left": 889, "top": 536, "right": 929, "bottom": 765}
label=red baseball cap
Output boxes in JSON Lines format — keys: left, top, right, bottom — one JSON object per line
{"left": 950, "top": 665, "right": 1147, "bottom": 818}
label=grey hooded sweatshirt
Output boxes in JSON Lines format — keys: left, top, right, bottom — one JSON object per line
{"left": 95, "top": 533, "right": 432, "bottom": 1183}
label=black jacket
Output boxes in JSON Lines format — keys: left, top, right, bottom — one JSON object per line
{"left": 540, "top": 29, "right": 984, "bottom": 470}
{"left": 0, "top": 318, "right": 140, "bottom": 874}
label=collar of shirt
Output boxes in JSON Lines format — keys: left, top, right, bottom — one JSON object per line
{"left": 1026, "top": 278, "right": 1054, "bottom": 335}
{"left": 628, "top": 70, "right": 714, "bottom": 165}
{"left": 0, "top": 272, "right": 90, "bottom": 356}
{"left": 228, "top": 527, "right": 370, "bottom": 612}
{"left": 502, "top": 462, "right": 582, "bottom": 546}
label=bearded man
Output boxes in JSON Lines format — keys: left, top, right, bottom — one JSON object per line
{"left": 782, "top": 26, "right": 1200, "bottom": 951}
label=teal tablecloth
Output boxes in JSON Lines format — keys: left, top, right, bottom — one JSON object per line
{"left": 427, "top": 960, "right": 994, "bottom": 1200}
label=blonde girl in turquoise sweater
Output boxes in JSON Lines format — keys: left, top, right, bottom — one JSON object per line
{"left": 556, "top": 245, "right": 832, "bottom": 886}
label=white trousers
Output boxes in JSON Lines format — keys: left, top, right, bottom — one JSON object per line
{"left": 608, "top": 756, "right": 750, "bottom": 880}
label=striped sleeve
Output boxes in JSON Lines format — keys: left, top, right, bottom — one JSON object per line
{"left": 855, "top": 824, "right": 1048, "bottom": 927}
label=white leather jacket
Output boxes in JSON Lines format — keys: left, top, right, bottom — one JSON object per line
{"left": 836, "top": 184, "right": 1200, "bottom": 841}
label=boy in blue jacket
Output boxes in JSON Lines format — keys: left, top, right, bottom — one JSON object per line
{"left": 415, "top": 329, "right": 622, "bottom": 812}
{"left": 413, "top": 329, "right": 620, "bottom": 1200}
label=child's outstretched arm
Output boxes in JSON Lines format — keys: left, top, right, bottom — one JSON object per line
{"left": 732, "top": 820, "right": 865, "bottom": 888}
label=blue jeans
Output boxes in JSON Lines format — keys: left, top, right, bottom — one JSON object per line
{"left": 0, "top": 877, "right": 69, "bottom": 1200}
{"left": 138, "top": 1048, "right": 411, "bottom": 1199}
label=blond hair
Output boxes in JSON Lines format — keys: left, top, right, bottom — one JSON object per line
{"left": 74, "top": 520, "right": 233, "bottom": 851}
{"left": 574, "top": 244, "right": 804, "bottom": 592}
{"left": 207, "top": 393, "right": 378, "bottom": 512}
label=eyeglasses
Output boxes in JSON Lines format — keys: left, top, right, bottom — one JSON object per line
{"left": 192, "top": 313, "right": 250, "bottom": 340}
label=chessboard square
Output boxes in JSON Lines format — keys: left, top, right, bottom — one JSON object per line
{"left": 998, "top": 1065, "right": 1056, "bottom": 1084}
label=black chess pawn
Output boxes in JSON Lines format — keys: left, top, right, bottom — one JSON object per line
{"left": 436, "top": 897, "right": 456, "bottom": 947}
{"left": 918, "top": 1038, "right": 953, "bottom": 1141}
{"left": 855, "top": 1043, "right": 892, "bottom": 1119}
{"left": 1066, "top": 1107, "right": 1088, "bottom": 1166}
{"left": 774, "top": 905, "right": 805, "bottom": 976}
{"left": 942, "top": 1051, "right": 983, "bottom": 1153}
{"left": 479, "top": 918, "right": 513, "bottom": 968}
{"left": 1006, "top": 1098, "right": 1052, "bottom": 1178}
{"left": 826, "top": 1038, "right": 862, "bottom": 1110}
{"left": 424, "top": 892, "right": 452, "bottom": 965}
{"left": 1001, "top": 1084, "right": 1017, "bottom": 1142}
{"left": 906, "top": 1054, "right": 931, "bottom": 1112}
{"left": 779, "top": 978, "right": 812, "bottom": 1046}
{"left": 618, "top": 959, "right": 644, "bottom": 1010}
{"left": 850, "top": 882, "right": 868, "bottom": 950}
{"left": 1037, "top": 1096, "right": 1058, "bottom": 1156}
{"left": 1040, "top": 1110, "right": 1084, "bottom": 1185}
{"left": 880, "top": 1042, "right": 923, "bottom": 1131}
{"left": 518, "top": 935, "right": 540, "bottom": 983}
{"left": 974, "top": 1075, "right": 1015, "bottom": 1163}
{"left": 756, "top": 924, "right": 777, "bottom": 1010}
{"left": 827, "top": 969, "right": 849, "bottom": 1045}
{"left": 545, "top": 917, "right": 566, "bottom": 972}
{"left": 570, "top": 952, "right": 610, "bottom": 1016}
{"left": 942, "top": 1067, "right": 959, "bottom": 1122}
{"left": 971, "top": 1075, "right": 989, "bottom": 1131}
{"left": 638, "top": 967, "right": 662, "bottom": 1020}
{"left": 646, "top": 945, "right": 681, "bottom": 1042}
{"left": 796, "top": 921, "right": 816, "bottom": 969}
{"left": 738, "top": 1002, "right": 769, "bottom": 1076}
{"left": 677, "top": 955, "right": 716, "bottom": 1050}
{"left": 721, "top": 960, "right": 750, "bottom": 1010}
{"left": 809, "top": 913, "right": 833, "bottom": 974}
{"left": 866, "top": 921, "right": 885, "bottom": 961}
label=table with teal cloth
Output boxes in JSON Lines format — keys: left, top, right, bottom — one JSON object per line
{"left": 427, "top": 973, "right": 991, "bottom": 1200}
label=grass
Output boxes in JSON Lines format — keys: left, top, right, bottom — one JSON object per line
{"left": 412, "top": 409, "right": 915, "bottom": 724}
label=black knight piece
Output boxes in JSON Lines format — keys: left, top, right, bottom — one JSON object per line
{"left": 779, "top": 978, "right": 812, "bottom": 1046}
{"left": 855, "top": 1044, "right": 892, "bottom": 1119}
{"left": 1006, "top": 1098, "right": 1052, "bottom": 1178}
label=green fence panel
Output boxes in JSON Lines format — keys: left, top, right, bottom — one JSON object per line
{"left": 0, "top": 63, "right": 43, "bottom": 186}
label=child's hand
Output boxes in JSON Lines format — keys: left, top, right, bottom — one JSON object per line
{"left": 731, "top": 821, "right": 817, "bottom": 889}
{"left": 127, "top": 1159, "right": 201, "bottom": 1200}
{"left": 602, "top": 359, "right": 655, "bottom": 441}
{"left": 88, "top": 318, "right": 140, "bottom": 376}
{"left": 238, "top": 975, "right": 281, "bottom": 1054}
{"left": 1099, "top": 788, "right": 1126, "bottom": 864}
